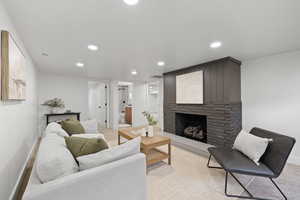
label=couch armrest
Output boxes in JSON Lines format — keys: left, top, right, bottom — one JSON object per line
{"left": 23, "top": 153, "right": 147, "bottom": 200}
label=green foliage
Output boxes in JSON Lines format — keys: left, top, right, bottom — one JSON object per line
{"left": 142, "top": 111, "right": 158, "bottom": 126}
{"left": 41, "top": 98, "right": 65, "bottom": 108}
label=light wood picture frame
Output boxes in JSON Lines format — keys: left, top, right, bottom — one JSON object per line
{"left": 1, "top": 31, "right": 26, "bottom": 101}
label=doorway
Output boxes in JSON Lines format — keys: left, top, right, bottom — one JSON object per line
{"left": 88, "top": 81, "right": 108, "bottom": 128}
{"left": 118, "top": 82, "right": 133, "bottom": 128}
{"left": 147, "top": 82, "right": 160, "bottom": 124}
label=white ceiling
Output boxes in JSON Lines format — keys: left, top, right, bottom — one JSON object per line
{"left": 2, "top": 0, "right": 300, "bottom": 81}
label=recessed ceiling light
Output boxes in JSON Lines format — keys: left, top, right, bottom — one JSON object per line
{"left": 123, "top": 0, "right": 139, "bottom": 6}
{"left": 88, "top": 44, "right": 99, "bottom": 51}
{"left": 76, "top": 62, "right": 84, "bottom": 68}
{"left": 210, "top": 41, "right": 222, "bottom": 49}
{"left": 131, "top": 70, "right": 137, "bottom": 75}
{"left": 157, "top": 61, "right": 165, "bottom": 66}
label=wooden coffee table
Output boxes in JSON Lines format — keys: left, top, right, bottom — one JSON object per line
{"left": 118, "top": 126, "right": 171, "bottom": 166}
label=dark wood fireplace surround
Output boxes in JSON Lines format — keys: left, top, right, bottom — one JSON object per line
{"left": 163, "top": 57, "right": 242, "bottom": 147}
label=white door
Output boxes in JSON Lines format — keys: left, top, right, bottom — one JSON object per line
{"left": 88, "top": 82, "right": 108, "bottom": 128}
{"left": 132, "top": 83, "right": 148, "bottom": 127}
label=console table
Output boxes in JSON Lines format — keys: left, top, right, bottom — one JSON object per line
{"left": 45, "top": 112, "right": 81, "bottom": 125}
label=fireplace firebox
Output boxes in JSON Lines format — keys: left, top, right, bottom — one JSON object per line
{"left": 175, "top": 113, "right": 207, "bottom": 143}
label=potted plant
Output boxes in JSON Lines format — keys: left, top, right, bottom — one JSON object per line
{"left": 142, "top": 111, "right": 158, "bottom": 137}
{"left": 41, "top": 98, "right": 65, "bottom": 114}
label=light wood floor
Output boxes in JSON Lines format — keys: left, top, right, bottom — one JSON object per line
{"left": 15, "top": 129, "right": 300, "bottom": 200}
{"left": 103, "top": 128, "right": 300, "bottom": 200}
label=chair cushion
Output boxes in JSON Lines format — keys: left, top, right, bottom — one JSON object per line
{"left": 208, "top": 147, "right": 275, "bottom": 178}
{"left": 233, "top": 129, "right": 272, "bottom": 165}
{"left": 250, "top": 127, "right": 296, "bottom": 177}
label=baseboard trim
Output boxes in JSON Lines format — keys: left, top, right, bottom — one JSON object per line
{"left": 162, "top": 131, "right": 213, "bottom": 157}
{"left": 9, "top": 137, "right": 41, "bottom": 200}
{"left": 288, "top": 156, "right": 300, "bottom": 166}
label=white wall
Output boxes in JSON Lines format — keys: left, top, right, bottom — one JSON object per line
{"left": 147, "top": 80, "right": 164, "bottom": 128}
{"left": 0, "top": 2, "right": 38, "bottom": 199}
{"left": 38, "top": 73, "right": 89, "bottom": 131}
{"left": 132, "top": 82, "right": 148, "bottom": 127}
{"left": 242, "top": 51, "right": 300, "bottom": 165}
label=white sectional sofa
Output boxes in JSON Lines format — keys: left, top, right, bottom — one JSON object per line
{"left": 23, "top": 122, "right": 147, "bottom": 200}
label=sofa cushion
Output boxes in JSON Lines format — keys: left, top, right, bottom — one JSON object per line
{"left": 72, "top": 133, "right": 110, "bottom": 148}
{"left": 45, "top": 122, "right": 69, "bottom": 137}
{"left": 81, "top": 119, "right": 98, "bottom": 133}
{"left": 61, "top": 119, "right": 85, "bottom": 135}
{"left": 65, "top": 137, "right": 109, "bottom": 158}
{"left": 72, "top": 133, "right": 105, "bottom": 140}
{"left": 78, "top": 137, "right": 141, "bottom": 170}
{"left": 208, "top": 147, "right": 275, "bottom": 178}
{"left": 36, "top": 134, "right": 78, "bottom": 183}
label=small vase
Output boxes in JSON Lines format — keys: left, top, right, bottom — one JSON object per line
{"left": 147, "top": 125, "right": 154, "bottom": 137}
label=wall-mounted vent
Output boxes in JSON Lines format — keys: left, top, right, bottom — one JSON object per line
{"left": 151, "top": 75, "right": 163, "bottom": 79}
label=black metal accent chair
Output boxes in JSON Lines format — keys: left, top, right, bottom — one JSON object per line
{"left": 207, "top": 127, "right": 296, "bottom": 200}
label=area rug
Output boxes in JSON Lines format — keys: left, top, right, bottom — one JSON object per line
{"left": 103, "top": 129, "right": 299, "bottom": 200}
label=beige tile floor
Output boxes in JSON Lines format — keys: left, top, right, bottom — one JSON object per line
{"left": 103, "top": 128, "right": 300, "bottom": 200}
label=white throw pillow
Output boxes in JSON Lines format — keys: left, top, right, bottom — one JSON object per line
{"left": 78, "top": 137, "right": 141, "bottom": 170}
{"left": 36, "top": 134, "right": 78, "bottom": 183}
{"left": 233, "top": 130, "right": 272, "bottom": 165}
{"left": 45, "top": 122, "right": 69, "bottom": 137}
{"left": 81, "top": 119, "right": 98, "bottom": 133}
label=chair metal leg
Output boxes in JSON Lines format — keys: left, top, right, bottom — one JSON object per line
{"left": 206, "top": 154, "right": 223, "bottom": 169}
{"left": 225, "top": 172, "right": 288, "bottom": 200}
{"left": 225, "top": 172, "right": 257, "bottom": 199}
{"left": 270, "top": 178, "right": 288, "bottom": 200}
{"left": 207, "top": 155, "right": 288, "bottom": 200}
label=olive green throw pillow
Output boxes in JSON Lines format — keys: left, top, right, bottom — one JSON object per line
{"left": 65, "top": 137, "right": 109, "bottom": 158}
{"left": 61, "top": 119, "right": 85, "bottom": 135}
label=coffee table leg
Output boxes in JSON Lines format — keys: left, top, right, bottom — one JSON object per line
{"left": 118, "top": 134, "right": 120, "bottom": 145}
{"left": 168, "top": 143, "right": 171, "bottom": 165}
{"left": 142, "top": 148, "right": 148, "bottom": 166}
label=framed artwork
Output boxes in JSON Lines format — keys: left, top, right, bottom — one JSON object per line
{"left": 1, "top": 30, "right": 26, "bottom": 100}
{"left": 176, "top": 70, "right": 204, "bottom": 104}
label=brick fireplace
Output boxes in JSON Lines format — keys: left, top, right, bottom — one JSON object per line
{"left": 163, "top": 57, "right": 242, "bottom": 147}
{"left": 165, "top": 103, "right": 241, "bottom": 147}
{"left": 175, "top": 113, "right": 207, "bottom": 143}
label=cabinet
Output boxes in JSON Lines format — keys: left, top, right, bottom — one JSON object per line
{"left": 125, "top": 107, "right": 132, "bottom": 124}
